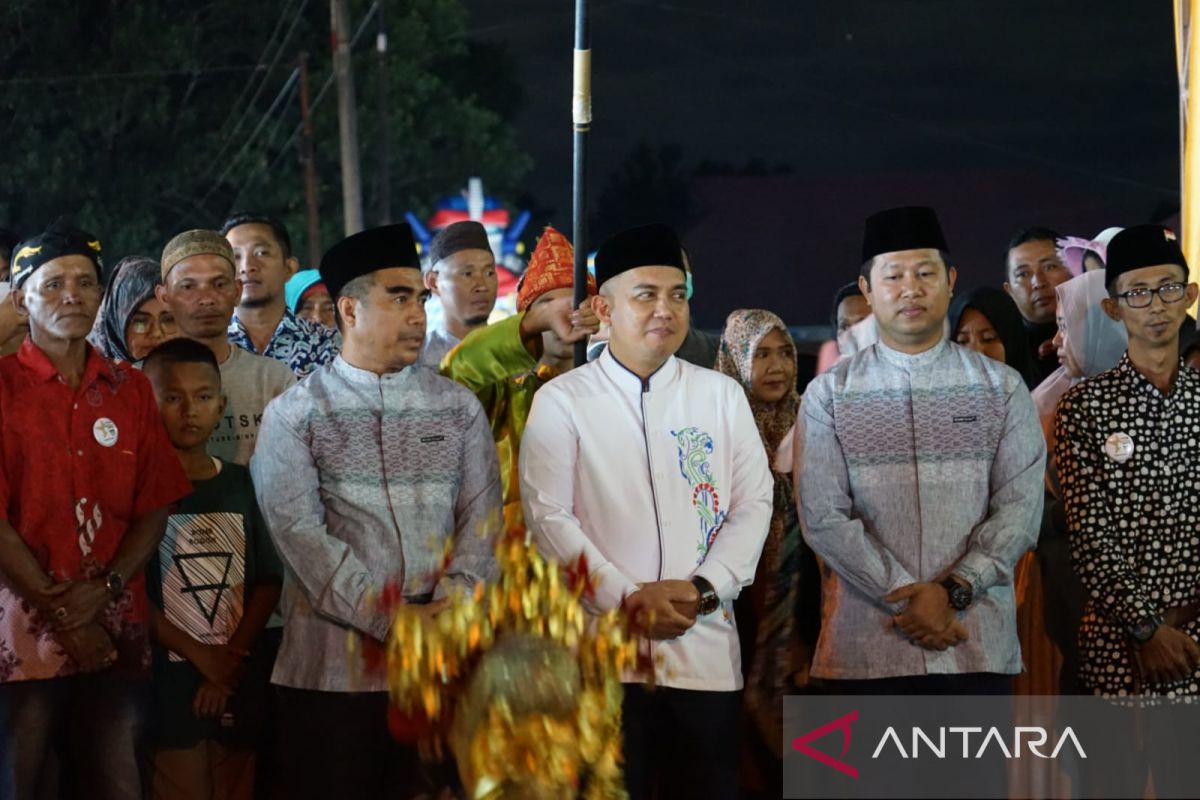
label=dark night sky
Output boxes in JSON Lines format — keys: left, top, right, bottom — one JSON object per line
{"left": 461, "top": 0, "right": 1181, "bottom": 326}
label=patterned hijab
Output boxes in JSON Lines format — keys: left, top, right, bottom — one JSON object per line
{"left": 714, "top": 309, "right": 800, "bottom": 462}
{"left": 89, "top": 255, "right": 161, "bottom": 362}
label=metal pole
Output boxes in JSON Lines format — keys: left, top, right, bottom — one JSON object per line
{"left": 572, "top": 0, "right": 591, "bottom": 367}
{"left": 376, "top": 0, "right": 391, "bottom": 225}
{"left": 331, "top": 0, "right": 364, "bottom": 235}
{"left": 298, "top": 52, "right": 322, "bottom": 268}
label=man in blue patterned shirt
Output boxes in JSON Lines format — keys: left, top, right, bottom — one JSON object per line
{"left": 223, "top": 212, "right": 339, "bottom": 378}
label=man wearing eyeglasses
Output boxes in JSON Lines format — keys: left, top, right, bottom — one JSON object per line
{"left": 1055, "top": 224, "right": 1200, "bottom": 796}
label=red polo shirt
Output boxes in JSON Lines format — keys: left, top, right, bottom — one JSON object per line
{"left": 0, "top": 339, "right": 191, "bottom": 682}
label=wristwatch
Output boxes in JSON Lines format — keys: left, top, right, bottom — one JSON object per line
{"left": 691, "top": 577, "right": 720, "bottom": 616}
{"left": 940, "top": 576, "right": 973, "bottom": 611}
{"left": 1129, "top": 613, "right": 1164, "bottom": 644}
{"left": 104, "top": 570, "right": 125, "bottom": 600}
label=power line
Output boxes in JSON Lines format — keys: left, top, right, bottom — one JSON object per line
{"left": 254, "top": 2, "right": 380, "bottom": 187}
{"left": 0, "top": 64, "right": 269, "bottom": 86}
{"left": 187, "top": 66, "right": 302, "bottom": 221}
{"left": 209, "top": 0, "right": 312, "bottom": 173}
{"left": 213, "top": 0, "right": 298, "bottom": 136}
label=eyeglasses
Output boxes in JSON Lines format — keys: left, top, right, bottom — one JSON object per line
{"left": 1116, "top": 282, "right": 1187, "bottom": 308}
{"left": 129, "top": 315, "right": 178, "bottom": 335}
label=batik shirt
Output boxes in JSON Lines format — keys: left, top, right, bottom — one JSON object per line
{"left": 1056, "top": 354, "right": 1200, "bottom": 697}
{"left": 228, "top": 309, "right": 339, "bottom": 379}
{"left": 796, "top": 338, "right": 1045, "bottom": 680}
{"left": 0, "top": 340, "right": 191, "bottom": 682}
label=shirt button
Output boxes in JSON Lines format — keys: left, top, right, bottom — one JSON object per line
{"left": 76, "top": 450, "right": 83, "bottom": 456}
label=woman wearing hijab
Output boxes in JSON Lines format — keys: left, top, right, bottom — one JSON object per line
{"left": 948, "top": 286, "right": 1040, "bottom": 387}
{"left": 1032, "top": 270, "right": 1128, "bottom": 442}
{"left": 285, "top": 268, "right": 336, "bottom": 329}
{"left": 1025, "top": 271, "right": 1126, "bottom": 701}
{"left": 90, "top": 255, "right": 177, "bottom": 362}
{"left": 714, "top": 309, "right": 820, "bottom": 794}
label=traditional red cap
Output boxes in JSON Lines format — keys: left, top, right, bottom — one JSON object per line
{"left": 516, "top": 226, "right": 597, "bottom": 311}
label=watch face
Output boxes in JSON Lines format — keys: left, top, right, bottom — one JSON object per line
{"left": 1132, "top": 619, "right": 1157, "bottom": 642}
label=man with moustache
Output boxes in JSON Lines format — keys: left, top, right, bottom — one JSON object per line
{"left": 1003, "top": 226, "right": 1072, "bottom": 386}
{"left": 795, "top": 206, "right": 1045, "bottom": 695}
{"left": 520, "top": 223, "right": 774, "bottom": 800}
{"left": 420, "top": 221, "right": 499, "bottom": 367}
{"left": 250, "top": 223, "right": 502, "bottom": 797}
{"left": 156, "top": 230, "right": 295, "bottom": 465}
{"left": 222, "top": 212, "right": 339, "bottom": 378}
{"left": 1055, "top": 225, "right": 1200, "bottom": 797}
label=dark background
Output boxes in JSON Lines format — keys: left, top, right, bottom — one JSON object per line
{"left": 462, "top": 0, "right": 1180, "bottom": 328}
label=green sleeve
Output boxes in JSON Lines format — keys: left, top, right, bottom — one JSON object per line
{"left": 440, "top": 312, "right": 538, "bottom": 394}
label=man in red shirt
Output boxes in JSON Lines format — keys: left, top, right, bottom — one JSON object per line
{"left": 0, "top": 220, "right": 191, "bottom": 800}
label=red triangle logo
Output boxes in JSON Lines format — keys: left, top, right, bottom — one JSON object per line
{"left": 790, "top": 709, "right": 860, "bottom": 779}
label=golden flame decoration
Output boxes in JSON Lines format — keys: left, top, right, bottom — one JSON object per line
{"left": 385, "top": 533, "right": 643, "bottom": 799}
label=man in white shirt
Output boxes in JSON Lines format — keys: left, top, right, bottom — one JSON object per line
{"left": 520, "top": 223, "right": 773, "bottom": 800}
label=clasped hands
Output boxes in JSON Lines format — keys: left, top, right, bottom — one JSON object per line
{"left": 35, "top": 579, "right": 118, "bottom": 673}
{"left": 624, "top": 580, "right": 700, "bottom": 641}
{"left": 885, "top": 582, "right": 969, "bottom": 652}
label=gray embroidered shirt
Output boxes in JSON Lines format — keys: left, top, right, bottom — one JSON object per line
{"left": 795, "top": 338, "right": 1045, "bottom": 680}
{"left": 250, "top": 357, "right": 502, "bottom": 691}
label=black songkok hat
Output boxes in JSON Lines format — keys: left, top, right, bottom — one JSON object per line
{"left": 593, "top": 223, "right": 685, "bottom": 288}
{"left": 427, "top": 221, "right": 493, "bottom": 268}
{"left": 11, "top": 217, "right": 103, "bottom": 289}
{"left": 319, "top": 223, "right": 420, "bottom": 300}
{"left": 861, "top": 206, "right": 949, "bottom": 263}
{"left": 1104, "top": 224, "right": 1188, "bottom": 290}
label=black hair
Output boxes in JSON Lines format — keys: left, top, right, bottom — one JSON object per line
{"left": 142, "top": 337, "right": 221, "bottom": 383}
{"left": 220, "top": 212, "right": 292, "bottom": 260}
{"left": 830, "top": 282, "right": 864, "bottom": 330}
{"left": 1003, "top": 226, "right": 1061, "bottom": 276}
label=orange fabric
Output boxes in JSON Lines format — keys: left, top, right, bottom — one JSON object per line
{"left": 516, "top": 226, "right": 596, "bottom": 311}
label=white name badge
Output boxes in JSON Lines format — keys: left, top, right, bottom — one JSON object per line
{"left": 1104, "top": 431, "right": 1134, "bottom": 463}
{"left": 93, "top": 417, "right": 119, "bottom": 448}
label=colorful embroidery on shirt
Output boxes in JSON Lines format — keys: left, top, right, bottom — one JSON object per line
{"left": 670, "top": 427, "right": 728, "bottom": 563}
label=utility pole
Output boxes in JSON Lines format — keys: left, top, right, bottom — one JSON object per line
{"left": 297, "top": 52, "right": 322, "bottom": 268}
{"left": 331, "top": 0, "right": 364, "bottom": 235}
{"left": 376, "top": 0, "right": 391, "bottom": 225}
{"left": 572, "top": 0, "right": 592, "bottom": 366}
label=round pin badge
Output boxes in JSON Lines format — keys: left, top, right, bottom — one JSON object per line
{"left": 1104, "top": 432, "right": 1134, "bottom": 463}
{"left": 93, "top": 417, "right": 119, "bottom": 448}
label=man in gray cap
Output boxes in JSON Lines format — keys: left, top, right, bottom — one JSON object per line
{"left": 420, "top": 220, "right": 498, "bottom": 367}
{"left": 155, "top": 230, "right": 295, "bottom": 466}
